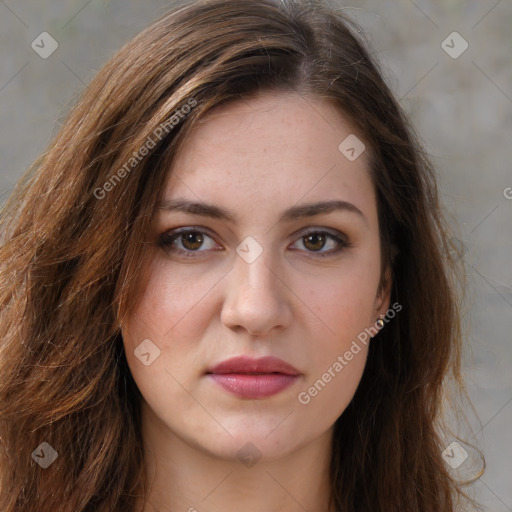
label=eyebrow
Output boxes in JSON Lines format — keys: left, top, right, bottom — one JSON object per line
{"left": 157, "top": 198, "right": 368, "bottom": 226}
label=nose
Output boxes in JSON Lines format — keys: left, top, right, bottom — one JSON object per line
{"left": 220, "top": 249, "right": 293, "bottom": 337}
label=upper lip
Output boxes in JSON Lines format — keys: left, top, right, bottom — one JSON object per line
{"left": 207, "top": 356, "right": 300, "bottom": 376}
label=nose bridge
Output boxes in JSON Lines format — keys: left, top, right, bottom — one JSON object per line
{"left": 233, "top": 246, "right": 281, "bottom": 303}
{"left": 221, "top": 242, "right": 291, "bottom": 335}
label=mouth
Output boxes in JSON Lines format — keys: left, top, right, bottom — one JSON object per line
{"left": 206, "top": 355, "right": 301, "bottom": 399}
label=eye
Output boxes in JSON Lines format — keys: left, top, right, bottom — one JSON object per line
{"left": 159, "top": 228, "right": 220, "bottom": 257}
{"left": 158, "top": 227, "right": 351, "bottom": 259}
{"left": 289, "top": 229, "right": 351, "bottom": 257}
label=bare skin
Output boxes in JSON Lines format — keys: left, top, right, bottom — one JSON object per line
{"left": 123, "top": 90, "right": 391, "bottom": 512}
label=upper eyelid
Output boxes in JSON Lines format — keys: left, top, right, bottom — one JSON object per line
{"left": 164, "top": 226, "right": 220, "bottom": 244}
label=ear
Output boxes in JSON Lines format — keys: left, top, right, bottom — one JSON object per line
{"left": 374, "top": 242, "right": 399, "bottom": 319}
{"left": 373, "top": 263, "right": 392, "bottom": 319}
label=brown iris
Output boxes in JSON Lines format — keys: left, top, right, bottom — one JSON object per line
{"left": 181, "top": 231, "right": 204, "bottom": 250}
{"left": 303, "top": 233, "right": 326, "bottom": 251}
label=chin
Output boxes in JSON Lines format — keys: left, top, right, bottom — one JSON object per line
{"left": 190, "top": 422, "right": 310, "bottom": 464}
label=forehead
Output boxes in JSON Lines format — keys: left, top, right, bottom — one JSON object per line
{"left": 162, "top": 91, "right": 376, "bottom": 225}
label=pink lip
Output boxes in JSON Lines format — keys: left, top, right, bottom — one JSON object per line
{"left": 206, "top": 356, "right": 301, "bottom": 399}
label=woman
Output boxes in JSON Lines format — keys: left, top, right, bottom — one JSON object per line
{"left": 0, "top": 0, "right": 477, "bottom": 510}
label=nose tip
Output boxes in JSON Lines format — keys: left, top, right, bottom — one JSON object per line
{"left": 220, "top": 253, "right": 292, "bottom": 336}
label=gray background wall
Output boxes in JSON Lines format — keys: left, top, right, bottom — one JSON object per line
{"left": 1, "top": 0, "right": 511, "bottom": 509}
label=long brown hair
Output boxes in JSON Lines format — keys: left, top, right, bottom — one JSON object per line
{"left": 0, "top": 0, "right": 478, "bottom": 510}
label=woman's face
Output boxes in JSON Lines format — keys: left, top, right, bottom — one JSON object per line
{"left": 122, "top": 91, "right": 390, "bottom": 462}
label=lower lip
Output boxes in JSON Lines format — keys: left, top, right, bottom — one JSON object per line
{"left": 207, "top": 373, "right": 299, "bottom": 399}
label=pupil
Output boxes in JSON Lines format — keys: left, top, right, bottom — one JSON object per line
{"left": 304, "top": 233, "right": 325, "bottom": 251}
{"left": 182, "top": 232, "right": 203, "bottom": 250}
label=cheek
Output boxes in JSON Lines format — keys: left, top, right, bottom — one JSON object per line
{"left": 296, "top": 342, "right": 368, "bottom": 428}
{"left": 299, "top": 255, "right": 381, "bottom": 343}
{"left": 293, "top": 254, "right": 379, "bottom": 409}
{"left": 126, "top": 256, "right": 222, "bottom": 340}
{"left": 295, "top": 269, "right": 373, "bottom": 418}
{"left": 121, "top": 258, "right": 223, "bottom": 396}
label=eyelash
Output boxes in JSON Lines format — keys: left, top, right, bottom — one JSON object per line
{"left": 158, "top": 227, "right": 352, "bottom": 259}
